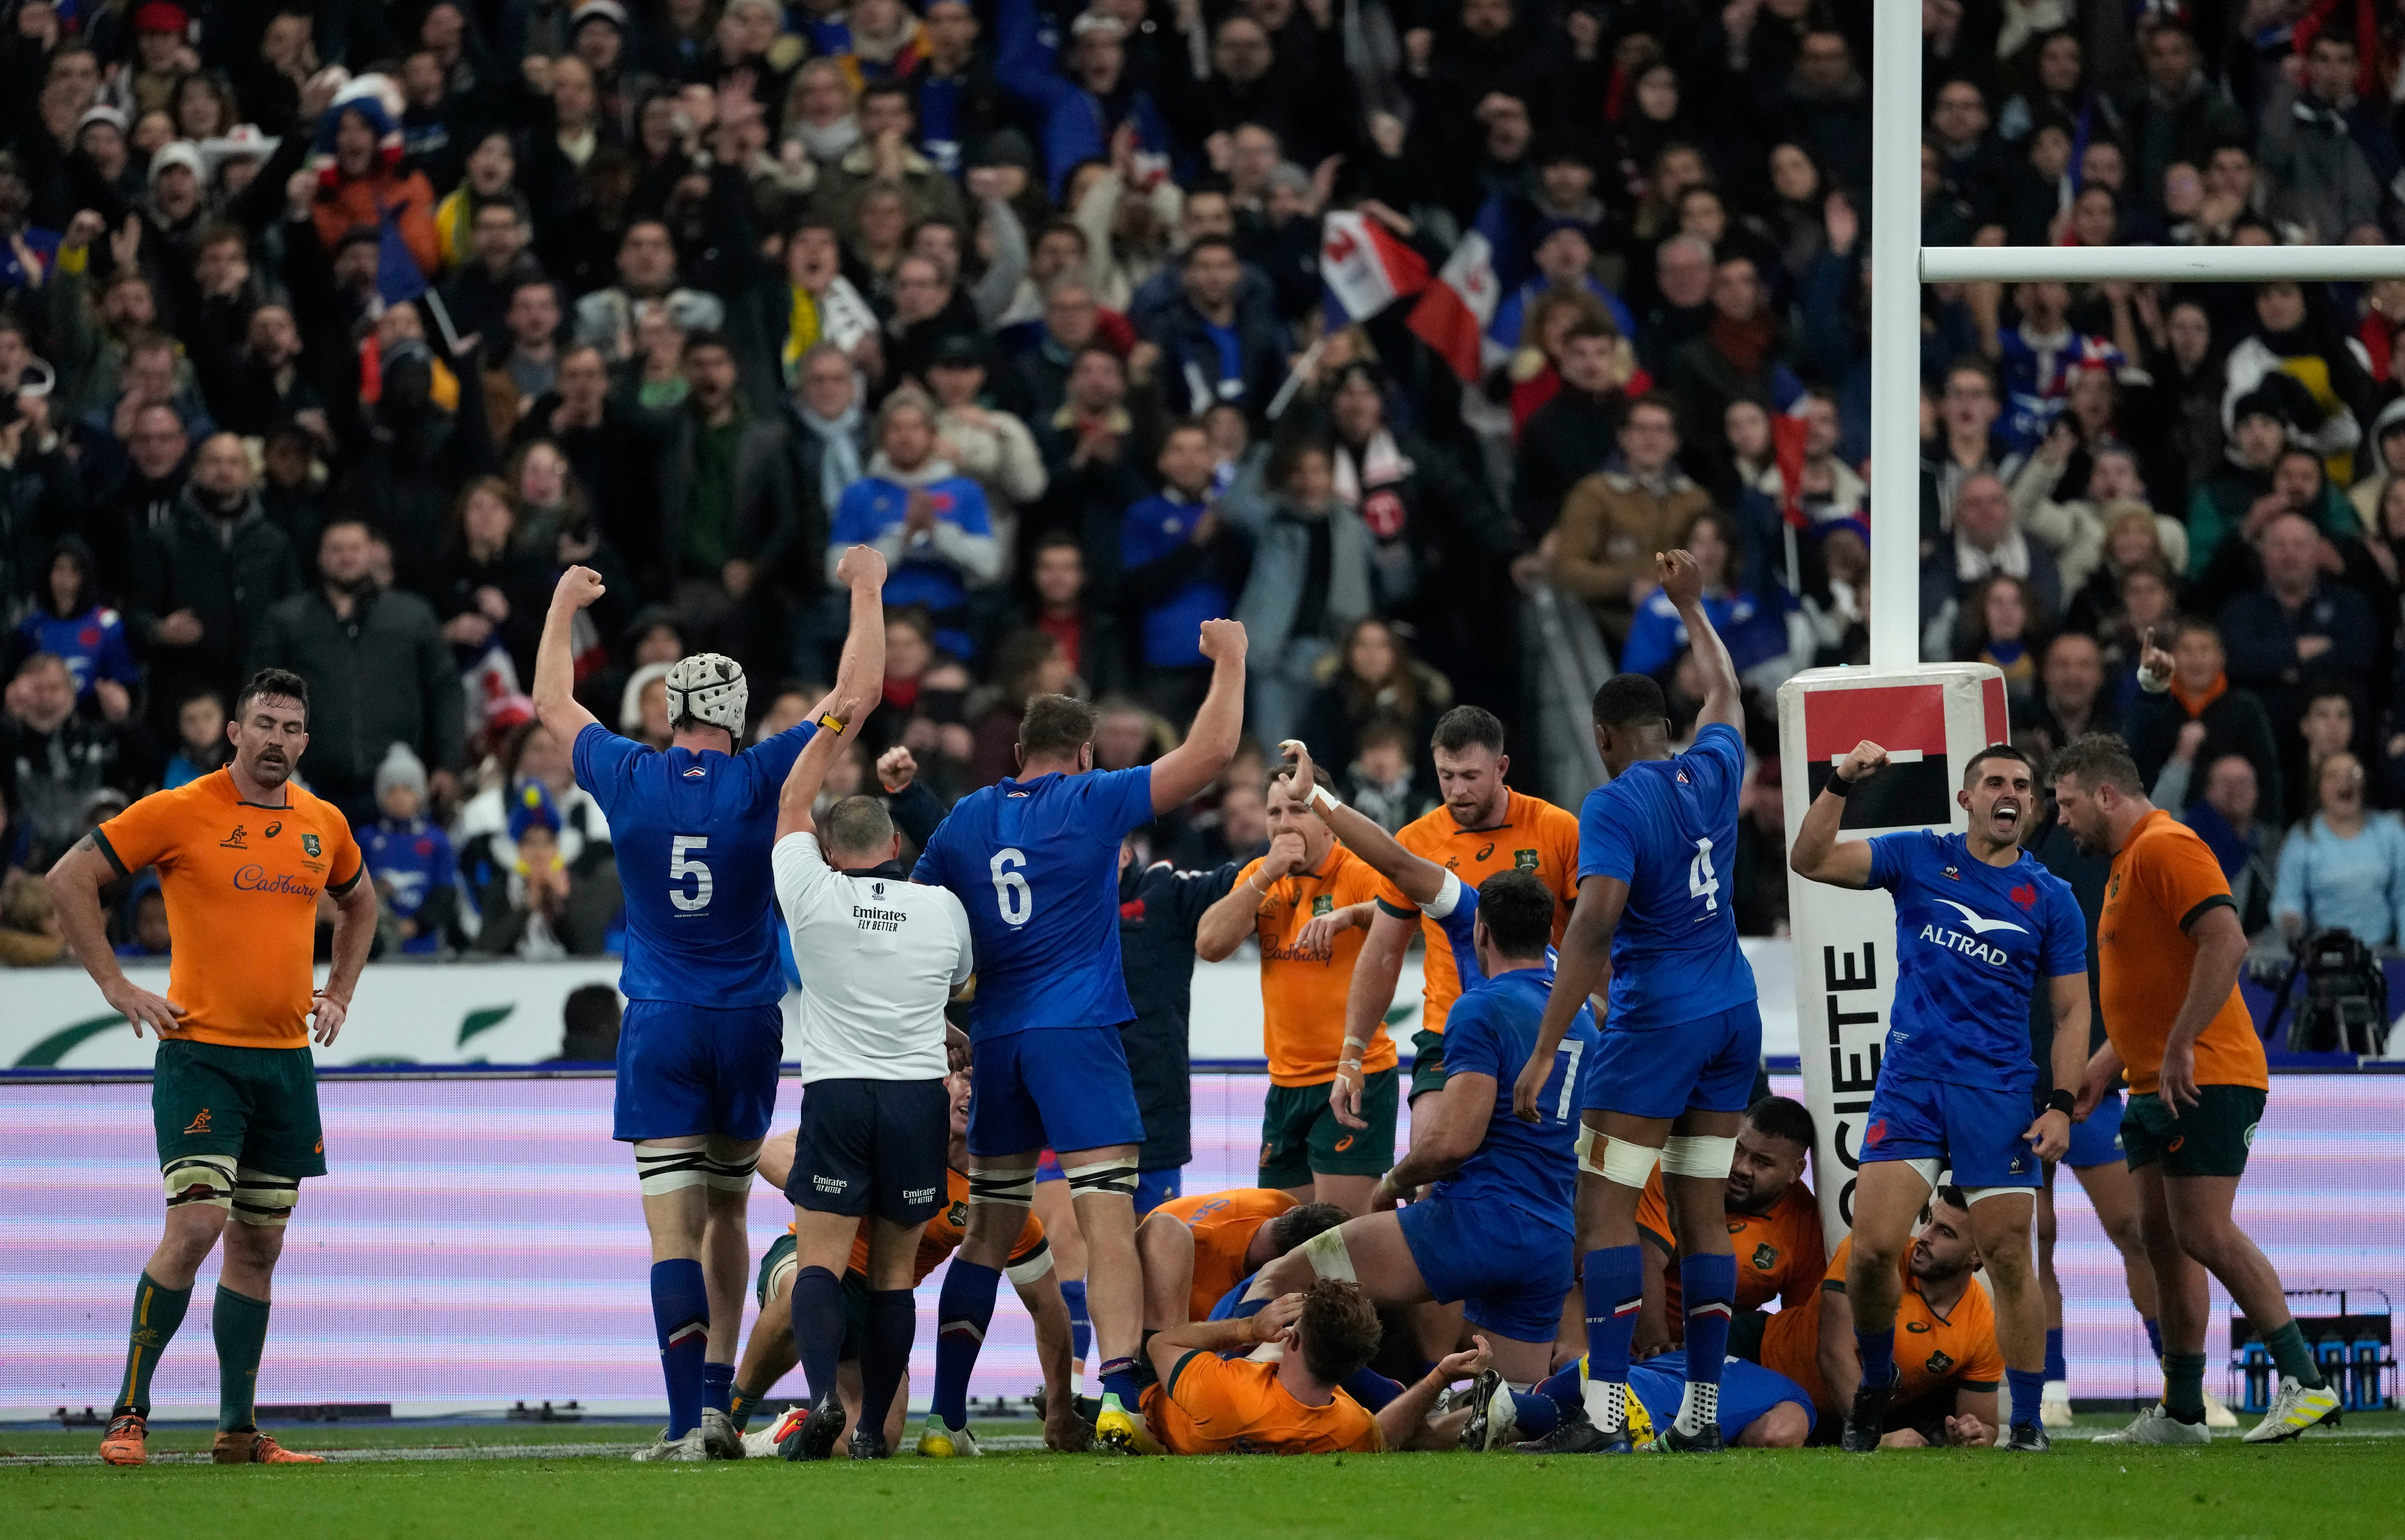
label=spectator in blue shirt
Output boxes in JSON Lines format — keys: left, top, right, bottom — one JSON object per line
{"left": 1489, "top": 219, "right": 1638, "bottom": 362}
{"left": 160, "top": 687, "right": 227, "bottom": 789}
{"left": 827, "top": 389, "right": 1001, "bottom": 657}
{"left": 360, "top": 742, "right": 458, "bottom": 956}
{"left": 1122, "top": 421, "right": 1249, "bottom": 723}
{"left": 2273, "top": 751, "right": 2405, "bottom": 948}
{"left": 9, "top": 537, "right": 136, "bottom": 713}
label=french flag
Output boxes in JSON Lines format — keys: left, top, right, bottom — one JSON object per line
{"left": 1408, "top": 231, "right": 1499, "bottom": 383}
{"left": 1321, "top": 211, "right": 1429, "bottom": 325}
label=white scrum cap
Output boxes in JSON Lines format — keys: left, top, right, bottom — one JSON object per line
{"left": 664, "top": 653, "right": 748, "bottom": 735}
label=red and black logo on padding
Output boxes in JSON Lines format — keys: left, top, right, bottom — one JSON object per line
{"left": 1803, "top": 685, "right": 1952, "bottom": 829}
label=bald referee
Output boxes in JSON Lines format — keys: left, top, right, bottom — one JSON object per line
{"left": 766, "top": 677, "right": 978, "bottom": 1462}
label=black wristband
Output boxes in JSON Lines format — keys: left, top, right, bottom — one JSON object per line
{"left": 2046, "top": 1089, "right": 2076, "bottom": 1118}
{"left": 1825, "top": 772, "right": 1855, "bottom": 798}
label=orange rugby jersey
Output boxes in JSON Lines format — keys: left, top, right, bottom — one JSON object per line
{"left": 1238, "top": 844, "right": 1392, "bottom": 1086}
{"left": 1141, "top": 1350, "right": 1384, "bottom": 1455}
{"left": 92, "top": 770, "right": 363, "bottom": 1049}
{"left": 1634, "top": 1169, "right": 1827, "bottom": 1329}
{"left": 1758, "top": 1236, "right": 2004, "bottom": 1413}
{"left": 2100, "top": 810, "right": 2270, "bottom": 1096}
{"left": 1153, "top": 1188, "right": 1298, "bottom": 1320}
{"left": 1371, "top": 789, "right": 1582, "bottom": 1038}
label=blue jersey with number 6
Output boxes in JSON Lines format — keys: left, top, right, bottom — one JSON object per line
{"left": 573, "top": 721, "right": 816, "bottom": 1005}
{"left": 1576, "top": 720, "right": 1756, "bottom": 1030}
{"left": 914, "top": 766, "right": 1155, "bottom": 1039}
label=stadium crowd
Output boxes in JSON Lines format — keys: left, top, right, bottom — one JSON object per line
{"left": 3, "top": 0, "right": 2405, "bottom": 966}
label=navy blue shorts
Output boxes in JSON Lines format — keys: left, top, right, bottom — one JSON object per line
{"left": 966, "top": 1025, "right": 1145, "bottom": 1158}
{"left": 1862, "top": 1070, "right": 2041, "bottom": 1189}
{"left": 2063, "top": 1087, "right": 2126, "bottom": 1170}
{"left": 1581, "top": 1002, "right": 1762, "bottom": 1120}
{"left": 1630, "top": 1351, "right": 1814, "bottom": 1442}
{"left": 1396, "top": 1197, "right": 1573, "bottom": 1345}
{"left": 787, "top": 1077, "right": 949, "bottom": 1223}
{"left": 613, "top": 999, "right": 783, "bottom": 1142}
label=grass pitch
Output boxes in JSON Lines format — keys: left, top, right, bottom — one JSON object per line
{"left": 7, "top": 1414, "right": 2398, "bottom": 1539}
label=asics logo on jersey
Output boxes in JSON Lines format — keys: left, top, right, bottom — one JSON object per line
{"left": 1934, "top": 899, "right": 2027, "bottom": 936}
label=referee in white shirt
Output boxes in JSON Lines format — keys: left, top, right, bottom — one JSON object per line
{"left": 766, "top": 673, "right": 974, "bottom": 1462}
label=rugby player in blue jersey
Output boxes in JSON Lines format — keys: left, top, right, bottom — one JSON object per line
{"left": 1790, "top": 738, "right": 2090, "bottom": 1452}
{"left": 533, "top": 549, "right": 888, "bottom": 1461}
{"left": 909, "top": 618, "right": 1248, "bottom": 1456}
{"left": 1513, "top": 548, "right": 1759, "bottom": 1455}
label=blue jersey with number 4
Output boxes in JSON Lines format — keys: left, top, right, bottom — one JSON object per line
{"left": 914, "top": 766, "right": 1155, "bottom": 1039}
{"left": 574, "top": 721, "right": 816, "bottom": 1006}
{"left": 1867, "top": 829, "right": 2087, "bottom": 1089}
{"left": 1432, "top": 968, "right": 1598, "bottom": 1227}
{"left": 1577, "top": 721, "right": 1755, "bottom": 1030}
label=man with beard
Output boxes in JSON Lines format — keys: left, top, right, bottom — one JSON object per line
{"left": 46, "top": 667, "right": 376, "bottom": 1467}
{"left": 1789, "top": 742, "right": 2088, "bottom": 1451}
{"left": 1628, "top": 1096, "right": 1826, "bottom": 1359}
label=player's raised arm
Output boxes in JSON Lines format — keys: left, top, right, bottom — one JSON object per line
{"left": 1149, "top": 617, "right": 1247, "bottom": 815}
{"left": 1656, "top": 548, "right": 1742, "bottom": 733}
{"left": 1788, "top": 740, "right": 1885, "bottom": 889}
{"left": 807, "top": 545, "right": 889, "bottom": 731}
{"left": 1511, "top": 874, "right": 1626, "bottom": 1122}
{"left": 533, "top": 567, "right": 606, "bottom": 742}
{"left": 1275, "top": 740, "right": 1449, "bottom": 908}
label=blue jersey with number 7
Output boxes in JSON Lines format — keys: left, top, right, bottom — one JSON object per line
{"left": 1576, "top": 720, "right": 1756, "bottom": 1031}
{"left": 914, "top": 766, "right": 1156, "bottom": 1040}
{"left": 573, "top": 720, "right": 816, "bottom": 1006}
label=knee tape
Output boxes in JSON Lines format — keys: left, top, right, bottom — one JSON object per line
{"left": 701, "top": 1137, "right": 760, "bottom": 1194}
{"left": 1576, "top": 1127, "right": 1661, "bottom": 1188}
{"left": 1062, "top": 1159, "right": 1139, "bottom": 1199}
{"left": 1902, "top": 1158, "right": 1943, "bottom": 1193}
{"left": 968, "top": 1165, "right": 1037, "bottom": 1210}
{"left": 1660, "top": 1134, "right": 1738, "bottom": 1180}
{"left": 163, "top": 1153, "right": 236, "bottom": 1211}
{"left": 634, "top": 1143, "right": 757, "bottom": 1196}
{"left": 229, "top": 1166, "right": 300, "bottom": 1227}
{"left": 1961, "top": 1186, "right": 2027, "bottom": 1206}
{"left": 1298, "top": 1225, "right": 1356, "bottom": 1283}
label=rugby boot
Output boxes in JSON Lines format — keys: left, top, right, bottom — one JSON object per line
{"left": 1841, "top": 1373, "right": 1895, "bottom": 1452}
{"left": 915, "top": 1414, "right": 980, "bottom": 1457}
{"left": 214, "top": 1428, "right": 324, "bottom": 1463}
{"left": 848, "top": 1425, "right": 892, "bottom": 1460}
{"left": 1457, "top": 1369, "right": 1521, "bottom": 1450}
{"left": 1093, "top": 1393, "right": 1161, "bottom": 1455}
{"left": 99, "top": 1412, "right": 147, "bottom": 1467}
{"left": 700, "top": 1405, "right": 744, "bottom": 1459}
{"left": 2093, "top": 1405, "right": 2210, "bottom": 1446}
{"left": 747, "top": 1406, "right": 806, "bottom": 1458}
{"left": 2001, "top": 1420, "right": 2052, "bottom": 1452}
{"left": 631, "top": 1429, "right": 707, "bottom": 1461}
{"left": 2243, "top": 1376, "right": 2342, "bottom": 1443}
{"left": 1659, "top": 1419, "right": 1725, "bottom": 1452}
{"left": 779, "top": 1390, "right": 845, "bottom": 1462}
{"left": 1512, "top": 1402, "right": 1632, "bottom": 1455}
{"left": 2201, "top": 1387, "right": 2238, "bottom": 1429}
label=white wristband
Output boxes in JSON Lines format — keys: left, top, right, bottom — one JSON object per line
{"left": 1309, "top": 784, "right": 1341, "bottom": 815}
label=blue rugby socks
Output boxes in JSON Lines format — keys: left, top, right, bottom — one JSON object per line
{"left": 858, "top": 1289, "right": 916, "bottom": 1438}
{"left": 650, "top": 1259, "right": 709, "bottom": 1439}
{"left": 932, "top": 1259, "right": 1000, "bottom": 1431}
{"left": 1510, "top": 1387, "right": 1562, "bottom": 1438}
{"left": 1582, "top": 1246, "right": 1644, "bottom": 1433}
{"left": 1855, "top": 1324, "right": 1897, "bottom": 1389}
{"left": 700, "top": 1361, "right": 734, "bottom": 1417}
{"left": 1677, "top": 1253, "right": 1736, "bottom": 1434}
{"left": 1061, "top": 1278, "right": 1091, "bottom": 1386}
{"left": 2143, "top": 1315, "right": 2163, "bottom": 1359}
{"left": 2006, "top": 1367, "right": 2047, "bottom": 1432}
{"left": 2045, "top": 1326, "right": 2067, "bottom": 1384}
{"left": 1099, "top": 1358, "right": 1141, "bottom": 1411}
{"left": 791, "top": 1265, "right": 846, "bottom": 1407}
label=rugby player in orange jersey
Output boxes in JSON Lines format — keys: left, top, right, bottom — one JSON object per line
{"left": 735, "top": 1073, "right": 1088, "bottom": 1456}
{"left": 1137, "top": 1188, "right": 1349, "bottom": 1326}
{"left": 47, "top": 667, "right": 376, "bottom": 1468}
{"left": 1626, "top": 1096, "right": 1826, "bottom": 1359}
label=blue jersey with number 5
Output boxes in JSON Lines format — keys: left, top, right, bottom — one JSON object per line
{"left": 914, "top": 766, "right": 1155, "bottom": 1039}
{"left": 1433, "top": 969, "right": 1598, "bottom": 1227}
{"left": 1577, "top": 720, "right": 1755, "bottom": 1030}
{"left": 573, "top": 721, "right": 816, "bottom": 1005}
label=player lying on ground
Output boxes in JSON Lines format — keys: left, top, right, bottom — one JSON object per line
{"left": 911, "top": 620, "right": 1248, "bottom": 1455}
{"left": 1517, "top": 548, "right": 1762, "bottom": 1455}
{"left": 1739, "top": 1185, "right": 2004, "bottom": 1448}
{"left": 1790, "top": 739, "right": 2087, "bottom": 1452}
{"left": 533, "top": 548, "right": 889, "bottom": 1460}
{"left": 1138, "top": 1189, "right": 1349, "bottom": 1328}
{"left": 1492, "top": 1351, "right": 1817, "bottom": 1450}
{"left": 2051, "top": 732, "right": 2344, "bottom": 1444}
{"left": 47, "top": 667, "right": 376, "bottom": 1467}
{"left": 1235, "top": 847, "right": 1600, "bottom": 1425}
{"left": 735, "top": 1075, "right": 1088, "bottom": 1457}
{"left": 1141, "top": 1282, "right": 1493, "bottom": 1454}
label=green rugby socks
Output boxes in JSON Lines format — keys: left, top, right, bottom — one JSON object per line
{"left": 2163, "top": 1351, "right": 2208, "bottom": 1423}
{"left": 2261, "top": 1322, "right": 2327, "bottom": 1389}
{"left": 213, "top": 1285, "right": 272, "bottom": 1431}
{"left": 116, "top": 1271, "right": 193, "bottom": 1417}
